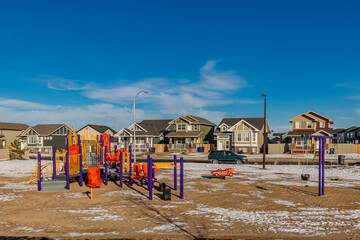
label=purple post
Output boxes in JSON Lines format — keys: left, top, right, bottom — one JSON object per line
{"left": 322, "top": 137, "right": 325, "bottom": 195}
{"left": 52, "top": 146, "right": 56, "bottom": 180}
{"left": 180, "top": 157, "right": 184, "bottom": 199}
{"left": 78, "top": 135, "right": 83, "bottom": 187}
{"left": 148, "top": 156, "right": 153, "bottom": 200}
{"left": 66, "top": 136, "right": 70, "bottom": 190}
{"left": 318, "top": 138, "right": 322, "bottom": 196}
{"left": 114, "top": 145, "right": 117, "bottom": 153}
{"left": 104, "top": 146, "right": 108, "bottom": 185}
{"left": 174, "top": 155, "right": 177, "bottom": 190}
{"left": 119, "top": 151, "right": 123, "bottom": 188}
{"left": 129, "top": 145, "right": 132, "bottom": 174}
{"left": 37, "top": 153, "right": 41, "bottom": 191}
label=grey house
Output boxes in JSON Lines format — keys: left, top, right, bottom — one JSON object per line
{"left": 115, "top": 119, "right": 173, "bottom": 151}
{"left": 20, "top": 124, "right": 71, "bottom": 155}
{"left": 343, "top": 126, "right": 360, "bottom": 143}
{"left": 333, "top": 128, "right": 346, "bottom": 143}
{"left": 214, "top": 118, "right": 269, "bottom": 154}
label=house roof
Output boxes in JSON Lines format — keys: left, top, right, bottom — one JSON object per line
{"left": 124, "top": 128, "right": 150, "bottom": 136}
{"left": 287, "top": 128, "right": 333, "bottom": 136}
{"left": 273, "top": 133, "right": 286, "bottom": 137}
{"left": 0, "top": 122, "right": 29, "bottom": 131}
{"left": 139, "top": 119, "right": 172, "bottom": 136}
{"left": 289, "top": 111, "right": 334, "bottom": 124}
{"left": 344, "top": 126, "right": 360, "bottom": 133}
{"left": 167, "top": 131, "right": 203, "bottom": 138}
{"left": 0, "top": 135, "right": 4, "bottom": 138}
{"left": 333, "top": 128, "right": 346, "bottom": 134}
{"left": 217, "top": 118, "right": 266, "bottom": 131}
{"left": 169, "top": 115, "right": 216, "bottom": 126}
{"left": 31, "top": 124, "right": 68, "bottom": 136}
{"left": 78, "top": 124, "right": 117, "bottom": 135}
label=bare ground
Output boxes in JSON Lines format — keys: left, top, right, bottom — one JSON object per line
{"left": 0, "top": 165, "right": 359, "bottom": 240}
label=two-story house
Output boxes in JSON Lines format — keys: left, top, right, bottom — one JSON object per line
{"left": 343, "top": 126, "right": 360, "bottom": 143}
{"left": 115, "top": 119, "right": 173, "bottom": 152}
{"left": 0, "top": 122, "right": 29, "bottom": 149}
{"left": 167, "top": 115, "right": 216, "bottom": 151}
{"left": 20, "top": 124, "right": 71, "bottom": 156}
{"left": 287, "top": 111, "right": 334, "bottom": 154}
{"left": 213, "top": 118, "right": 269, "bottom": 154}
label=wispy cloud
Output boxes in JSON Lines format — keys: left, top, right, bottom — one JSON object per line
{"left": 39, "top": 75, "right": 93, "bottom": 91}
{"left": 272, "top": 125, "right": 292, "bottom": 132}
{"left": 0, "top": 98, "right": 51, "bottom": 110}
{"left": 349, "top": 95, "right": 360, "bottom": 100}
{"left": 335, "top": 81, "right": 360, "bottom": 90}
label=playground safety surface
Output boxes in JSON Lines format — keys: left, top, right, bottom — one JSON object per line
{"left": 0, "top": 163, "right": 359, "bottom": 240}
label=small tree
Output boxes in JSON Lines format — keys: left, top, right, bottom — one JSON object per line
{"left": 9, "top": 140, "right": 25, "bottom": 160}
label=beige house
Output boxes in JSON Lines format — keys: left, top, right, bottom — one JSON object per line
{"left": 0, "top": 122, "right": 29, "bottom": 149}
{"left": 167, "top": 115, "right": 216, "bottom": 151}
{"left": 214, "top": 118, "right": 269, "bottom": 154}
{"left": 287, "top": 111, "right": 334, "bottom": 154}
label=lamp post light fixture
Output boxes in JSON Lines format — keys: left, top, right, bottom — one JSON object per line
{"left": 133, "top": 90, "right": 149, "bottom": 163}
{"left": 261, "top": 94, "right": 267, "bottom": 169}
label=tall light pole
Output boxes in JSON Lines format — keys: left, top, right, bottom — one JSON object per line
{"left": 105, "top": 115, "right": 119, "bottom": 131}
{"left": 262, "top": 94, "right": 267, "bottom": 169}
{"left": 133, "top": 90, "right": 149, "bottom": 163}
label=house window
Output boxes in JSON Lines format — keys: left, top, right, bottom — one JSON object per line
{"left": 296, "top": 137, "right": 310, "bottom": 146}
{"left": 320, "top": 122, "right": 325, "bottom": 128}
{"left": 307, "top": 122, "right": 312, "bottom": 128}
{"left": 225, "top": 140, "right": 229, "bottom": 149}
{"left": 187, "top": 124, "right": 192, "bottom": 131}
{"left": 237, "top": 133, "right": 250, "bottom": 142}
{"left": 193, "top": 125, "right": 198, "bottom": 131}
{"left": 177, "top": 138, "right": 185, "bottom": 144}
{"left": 295, "top": 122, "right": 300, "bottom": 129}
{"left": 222, "top": 126, "right": 227, "bottom": 131}
{"left": 252, "top": 133, "right": 256, "bottom": 142}
{"left": 177, "top": 124, "right": 186, "bottom": 131}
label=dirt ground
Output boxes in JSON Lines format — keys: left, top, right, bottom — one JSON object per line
{"left": 0, "top": 164, "right": 359, "bottom": 240}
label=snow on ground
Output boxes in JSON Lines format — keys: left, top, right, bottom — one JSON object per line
{"left": 60, "top": 207, "right": 124, "bottom": 221}
{"left": 0, "top": 159, "right": 51, "bottom": 178}
{"left": 68, "top": 232, "right": 118, "bottom": 237}
{"left": 249, "top": 153, "right": 360, "bottom": 160}
{"left": 184, "top": 204, "right": 360, "bottom": 236}
{"left": 0, "top": 192, "right": 22, "bottom": 201}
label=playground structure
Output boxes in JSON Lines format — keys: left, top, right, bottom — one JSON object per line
{"left": 301, "top": 134, "right": 338, "bottom": 196}
{"left": 31, "top": 126, "right": 184, "bottom": 200}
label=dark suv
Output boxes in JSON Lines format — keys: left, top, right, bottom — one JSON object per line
{"left": 208, "top": 150, "right": 248, "bottom": 164}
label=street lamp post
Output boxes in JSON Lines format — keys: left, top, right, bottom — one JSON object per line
{"left": 133, "top": 90, "right": 149, "bottom": 163}
{"left": 261, "top": 94, "right": 267, "bottom": 169}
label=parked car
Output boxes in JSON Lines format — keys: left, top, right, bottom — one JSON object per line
{"left": 208, "top": 150, "right": 248, "bottom": 164}
{"left": 212, "top": 168, "right": 236, "bottom": 177}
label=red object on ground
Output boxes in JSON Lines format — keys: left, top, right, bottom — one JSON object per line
{"left": 106, "top": 149, "right": 120, "bottom": 163}
{"left": 87, "top": 167, "right": 103, "bottom": 187}
{"left": 129, "top": 163, "right": 142, "bottom": 179}
{"left": 212, "top": 168, "right": 236, "bottom": 177}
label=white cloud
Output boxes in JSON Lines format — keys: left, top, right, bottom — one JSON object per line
{"left": 41, "top": 75, "right": 92, "bottom": 91}
{"left": 272, "top": 125, "right": 292, "bottom": 132}
{"left": 0, "top": 98, "right": 51, "bottom": 110}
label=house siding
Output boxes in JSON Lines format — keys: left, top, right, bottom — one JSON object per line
{"left": 0, "top": 130, "right": 23, "bottom": 148}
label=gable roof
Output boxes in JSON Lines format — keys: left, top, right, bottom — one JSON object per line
{"left": 218, "top": 118, "right": 266, "bottom": 131}
{"left": 333, "top": 128, "right": 346, "bottom": 134}
{"left": 139, "top": 119, "right": 172, "bottom": 136}
{"left": 78, "top": 124, "right": 117, "bottom": 135}
{"left": 344, "top": 126, "right": 360, "bottom": 133}
{"left": 30, "top": 124, "right": 69, "bottom": 136}
{"left": 169, "top": 115, "right": 216, "bottom": 126}
{"left": 289, "top": 110, "right": 334, "bottom": 124}
{"left": 0, "top": 122, "right": 29, "bottom": 131}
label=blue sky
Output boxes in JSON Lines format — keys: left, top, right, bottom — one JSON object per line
{"left": 0, "top": 0, "right": 359, "bottom": 132}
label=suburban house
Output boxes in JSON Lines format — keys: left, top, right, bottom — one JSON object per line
{"left": 213, "top": 118, "right": 269, "bottom": 154}
{"left": 167, "top": 115, "right": 216, "bottom": 152}
{"left": 115, "top": 119, "right": 173, "bottom": 152}
{"left": 287, "top": 111, "right": 334, "bottom": 154}
{"left": 77, "top": 124, "right": 118, "bottom": 145}
{"left": 333, "top": 128, "right": 346, "bottom": 143}
{"left": 0, "top": 122, "right": 29, "bottom": 149}
{"left": 342, "top": 126, "right": 360, "bottom": 144}
{"left": 19, "top": 124, "right": 71, "bottom": 155}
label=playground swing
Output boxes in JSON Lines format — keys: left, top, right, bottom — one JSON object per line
{"left": 300, "top": 136, "right": 311, "bottom": 181}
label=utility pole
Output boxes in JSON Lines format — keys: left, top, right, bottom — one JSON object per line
{"left": 262, "top": 94, "right": 267, "bottom": 169}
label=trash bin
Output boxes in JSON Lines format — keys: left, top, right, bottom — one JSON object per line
{"left": 197, "top": 147, "right": 202, "bottom": 152}
{"left": 330, "top": 148, "right": 335, "bottom": 154}
{"left": 338, "top": 155, "right": 345, "bottom": 165}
